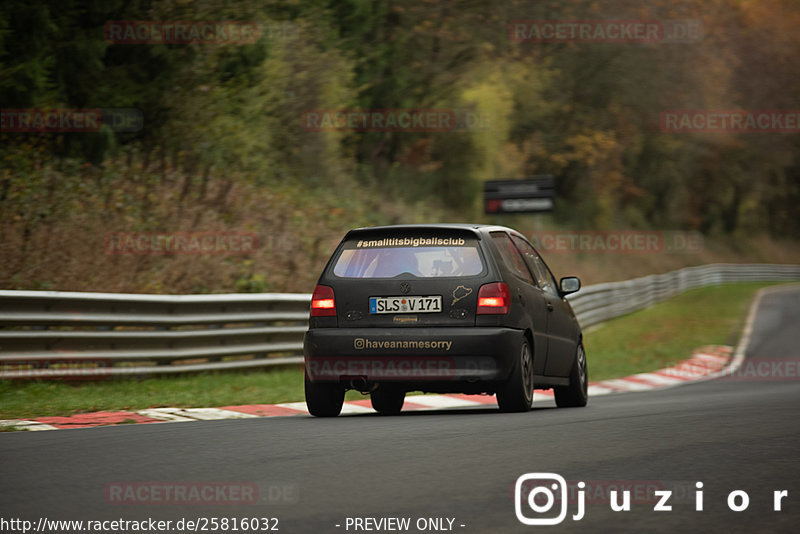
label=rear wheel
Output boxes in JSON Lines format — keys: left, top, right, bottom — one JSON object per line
{"left": 497, "top": 339, "right": 534, "bottom": 412}
{"left": 555, "top": 343, "right": 588, "bottom": 408}
{"left": 371, "top": 384, "right": 406, "bottom": 415}
{"left": 305, "top": 372, "right": 345, "bottom": 417}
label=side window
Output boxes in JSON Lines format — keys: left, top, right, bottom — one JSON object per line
{"left": 511, "top": 235, "right": 559, "bottom": 297}
{"left": 490, "top": 232, "right": 534, "bottom": 284}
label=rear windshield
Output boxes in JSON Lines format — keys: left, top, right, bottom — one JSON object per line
{"left": 332, "top": 237, "right": 484, "bottom": 278}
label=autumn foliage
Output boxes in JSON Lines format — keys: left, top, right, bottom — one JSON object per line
{"left": 1, "top": 0, "right": 799, "bottom": 292}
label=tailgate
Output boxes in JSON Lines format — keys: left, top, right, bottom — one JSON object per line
{"left": 325, "top": 229, "right": 490, "bottom": 328}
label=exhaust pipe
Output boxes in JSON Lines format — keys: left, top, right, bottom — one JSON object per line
{"left": 349, "top": 376, "right": 375, "bottom": 393}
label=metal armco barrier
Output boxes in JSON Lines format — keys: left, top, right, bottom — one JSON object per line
{"left": 566, "top": 263, "right": 800, "bottom": 328}
{"left": 1, "top": 264, "right": 798, "bottom": 378}
{"left": 0, "top": 293, "right": 309, "bottom": 378}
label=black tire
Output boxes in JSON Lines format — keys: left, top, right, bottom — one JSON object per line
{"left": 305, "top": 372, "right": 345, "bottom": 417}
{"left": 496, "top": 338, "right": 534, "bottom": 413}
{"left": 555, "top": 342, "right": 588, "bottom": 408}
{"left": 370, "top": 384, "right": 406, "bottom": 415}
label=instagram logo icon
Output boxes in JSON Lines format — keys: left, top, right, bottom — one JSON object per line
{"left": 515, "top": 473, "right": 583, "bottom": 525}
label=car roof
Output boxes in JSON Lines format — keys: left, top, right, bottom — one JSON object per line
{"left": 343, "top": 223, "right": 524, "bottom": 241}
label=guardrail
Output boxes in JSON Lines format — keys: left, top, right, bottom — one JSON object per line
{"left": 1, "top": 263, "right": 798, "bottom": 378}
{"left": 0, "top": 292, "right": 310, "bottom": 378}
{"left": 566, "top": 263, "right": 800, "bottom": 328}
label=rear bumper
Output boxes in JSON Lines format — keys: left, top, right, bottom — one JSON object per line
{"left": 304, "top": 327, "right": 522, "bottom": 386}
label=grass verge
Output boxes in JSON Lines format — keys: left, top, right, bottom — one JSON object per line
{"left": 0, "top": 282, "right": 777, "bottom": 419}
{"left": 583, "top": 282, "right": 774, "bottom": 380}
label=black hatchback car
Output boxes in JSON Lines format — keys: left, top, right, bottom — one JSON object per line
{"left": 303, "top": 224, "right": 587, "bottom": 416}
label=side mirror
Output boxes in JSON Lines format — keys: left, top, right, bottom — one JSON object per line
{"left": 559, "top": 276, "right": 581, "bottom": 295}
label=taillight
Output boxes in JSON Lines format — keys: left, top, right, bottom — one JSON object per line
{"left": 477, "top": 282, "right": 510, "bottom": 314}
{"left": 310, "top": 285, "right": 336, "bottom": 317}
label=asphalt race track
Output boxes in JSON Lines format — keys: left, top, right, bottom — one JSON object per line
{"left": 1, "top": 286, "right": 798, "bottom": 533}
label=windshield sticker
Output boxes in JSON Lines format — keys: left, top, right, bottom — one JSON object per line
{"left": 451, "top": 285, "right": 474, "bottom": 305}
{"left": 356, "top": 237, "right": 466, "bottom": 248}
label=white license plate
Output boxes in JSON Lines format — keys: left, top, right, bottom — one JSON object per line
{"left": 369, "top": 296, "right": 442, "bottom": 314}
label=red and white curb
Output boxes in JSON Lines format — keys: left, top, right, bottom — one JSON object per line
{"left": 0, "top": 346, "right": 734, "bottom": 432}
